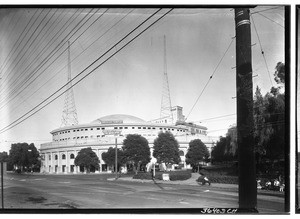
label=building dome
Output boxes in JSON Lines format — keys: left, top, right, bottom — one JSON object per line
{"left": 91, "top": 114, "right": 146, "bottom": 124}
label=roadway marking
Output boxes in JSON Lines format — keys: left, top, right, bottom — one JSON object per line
{"left": 145, "top": 197, "right": 161, "bottom": 201}
{"left": 179, "top": 201, "right": 190, "bottom": 205}
{"left": 33, "top": 178, "right": 46, "bottom": 181}
{"left": 58, "top": 181, "right": 71, "bottom": 184}
{"left": 19, "top": 179, "right": 26, "bottom": 181}
{"left": 204, "top": 190, "right": 210, "bottom": 192}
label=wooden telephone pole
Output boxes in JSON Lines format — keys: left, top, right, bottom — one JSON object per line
{"left": 235, "top": 8, "right": 257, "bottom": 210}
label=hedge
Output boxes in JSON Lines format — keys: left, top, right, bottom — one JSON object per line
{"left": 133, "top": 170, "right": 191, "bottom": 181}
{"left": 197, "top": 175, "right": 238, "bottom": 184}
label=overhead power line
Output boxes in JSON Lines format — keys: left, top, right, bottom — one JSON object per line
{"left": 256, "top": 12, "right": 284, "bottom": 29}
{"left": 3, "top": 9, "right": 134, "bottom": 119}
{"left": 250, "top": 13, "right": 274, "bottom": 87}
{"left": 250, "top": 6, "right": 283, "bottom": 15}
{"left": 186, "top": 36, "right": 235, "bottom": 121}
{"left": 0, "top": 9, "right": 41, "bottom": 75}
{"left": 0, "top": 8, "right": 173, "bottom": 134}
{"left": 0, "top": 8, "right": 97, "bottom": 109}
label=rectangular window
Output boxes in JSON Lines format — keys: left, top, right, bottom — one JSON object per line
{"left": 119, "top": 127, "right": 123, "bottom": 129}
{"left": 85, "top": 129, "right": 88, "bottom": 131}
{"left": 102, "top": 127, "right": 105, "bottom": 130}
{"left": 97, "top": 135, "right": 100, "bottom": 138}
{"left": 132, "top": 127, "right": 135, "bottom": 129}
{"left": 124, "top": 127, "right": 128, "bottom": 129}
{"left": 97, "top": 128, "right": 100, "bottom": 130}
{"left": 143, "top": 127, "right": 146, "bottom": 129}
{"left": 114, "top": 127, "right": 118, "bottom": 129}
{"left": 138, "top": 127, "right": 141, "bottom": 129}
{"left": 91, "top": 128, "right": 93, "bottom": 130}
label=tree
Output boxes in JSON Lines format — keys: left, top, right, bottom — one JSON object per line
{"left": 253, "top": 86, "right": 272, "bottom": 158}
{"left": 253, "top": 62, "right": 285, "bottom": 175}
{"left": 74, "top": 147, "right": 100, "bottom": 173}
{"left": 9, "top": 143, "right": 40, "bottom": 172}
{"left": 102, "top": 147, "right": 125, "bottom": 172}
{"left": 211, "top": 125, "right": 237, "bottom": 163}
{"left": 211, "top": 136, "right": 227, "bottom": 163}
{"left": 153, "top": 131, "right": 180, "bottom": 166}
{"left": 0, "top": 151, "right": 9, "bottom": 162}
{"left": 122, "top": 134, "right": 151, "bottom": 173}
{"left": 185, "top": 139, "right": 209, "bottom": 170}
{"left": 274, "top": 62, "right": 285, "bottom": 84}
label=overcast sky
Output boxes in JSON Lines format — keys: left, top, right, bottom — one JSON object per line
{"left": 0, "top": 6, "right": 285, "bottom": 152}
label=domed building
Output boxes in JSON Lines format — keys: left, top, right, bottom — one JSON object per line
{"left": 40, "top": 107, "right": 216, "bottom": 174}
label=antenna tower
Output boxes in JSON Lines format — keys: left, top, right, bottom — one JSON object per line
{"left": 160, "top": 35, "right": 173, "bottom": 123}
{"left": 61, "top": 41, "right": 78, "bottom": 127}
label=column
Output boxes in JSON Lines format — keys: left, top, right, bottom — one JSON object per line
{"left": 66, "top": 150, "right": 68, "bottom": 173}
{"left": 51, "top": 152, "right": 54, "bottom": 173}
{"left": 98, "top": 150, "right": 102, "bottom": 173}
{"left": 58, "top": 152, "right": 60, "bottom": 173}
{"left": 74, "top": 150, "right": 77, "bottom": 174}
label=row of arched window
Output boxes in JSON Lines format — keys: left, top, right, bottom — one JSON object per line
{"left": 48, "top": 150, "right": 185, "bottom": 161}
{"left": 48, "top": 153, "right": 75, "bottom": 160}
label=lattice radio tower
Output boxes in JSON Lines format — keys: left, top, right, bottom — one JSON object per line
{"left": 160, "top": 35, "right": 173, "bottom": 123}
{"left": 61, "top": 41, "right": 78, "bottom": 127}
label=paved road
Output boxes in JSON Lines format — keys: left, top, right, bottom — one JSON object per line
{"left": 0, "top": 173, "right": 284, "bottom": 213}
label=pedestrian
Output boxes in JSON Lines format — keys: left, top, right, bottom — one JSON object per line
{"left": 279, "top": 183, "right": 285, "bottom": 192}
{"left": 274, "top": 179, "right": 280, "bottom": 191}
{"left": 151, "top": 169, "right": 155, "bottom": 180}
{"left": 202, "top": 176, "right": 211, "bottom": 186}
{"left": 265, "top": 180, "right": 271, "bottom": 190}
{"left": 257, "top": 179, "right": 262, "bottom": 189}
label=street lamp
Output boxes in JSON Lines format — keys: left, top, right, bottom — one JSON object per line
{"left": 28, "top": 149, "right": 33, "bottom": 173}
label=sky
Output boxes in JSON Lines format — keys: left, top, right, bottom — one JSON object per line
{"left": 0, "top": 6, "right": 285, "bottom": 153}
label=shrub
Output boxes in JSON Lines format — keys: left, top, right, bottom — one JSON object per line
{"left": 197, "top": 175, "right": 238, "bottom": 184}
{"left": 132, "top": 172, "right": 153, "bottom": 180}
{"left": 132, "top": 170, "right": 191, "bottom": 181}
{"left": 168, "top": 171, "right": 191, "bottom": 181}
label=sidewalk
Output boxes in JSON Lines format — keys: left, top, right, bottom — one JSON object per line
{"left": 109, "top": 172, "right": 239, "bottom": 190}
{"left": 110, "top": 173, "right": 285, "bottom": 195}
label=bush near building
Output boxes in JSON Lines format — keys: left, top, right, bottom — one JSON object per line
{"left": 196, "top": 164, "right": 238, "bottom": 184}
{"left": 133, "top": 170, "right": 191, "bottom": 181}
{"left": 197, "top": 175, "right": 238, "bottom": 184}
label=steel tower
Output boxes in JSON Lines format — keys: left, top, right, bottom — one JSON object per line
{"left": 160, "top": 35, "right": 173, "bottom": 123}
{"left": 61, "top": 41, "right": 78, "bottom": 127}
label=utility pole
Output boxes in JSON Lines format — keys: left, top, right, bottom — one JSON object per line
{"left": 115, "top": 137, "right": 118, "bottom": 180}
{"left": 234, "top": 8, "right": 257, "bottom": 210}
{"left": 1, "top": 161, "right": 3, "bottom": 209}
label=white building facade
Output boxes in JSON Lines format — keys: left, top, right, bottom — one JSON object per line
{"left": 40, "top": 112, "right": 216, "bottom": 174}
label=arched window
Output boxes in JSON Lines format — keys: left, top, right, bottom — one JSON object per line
{"left": 62, "top": 154, "right": 66, "bottom": 160}
{"left": 179, "top": 150, "right": 184, "bottom": 156}
{"left": 55, "top": 154, "right": 58, "bottom": 160}
{"left": 70, "top": 154, "right": 75, "bottom": 159}
{"left": 49, "top": 155, "right": 51, "bottom": 160}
